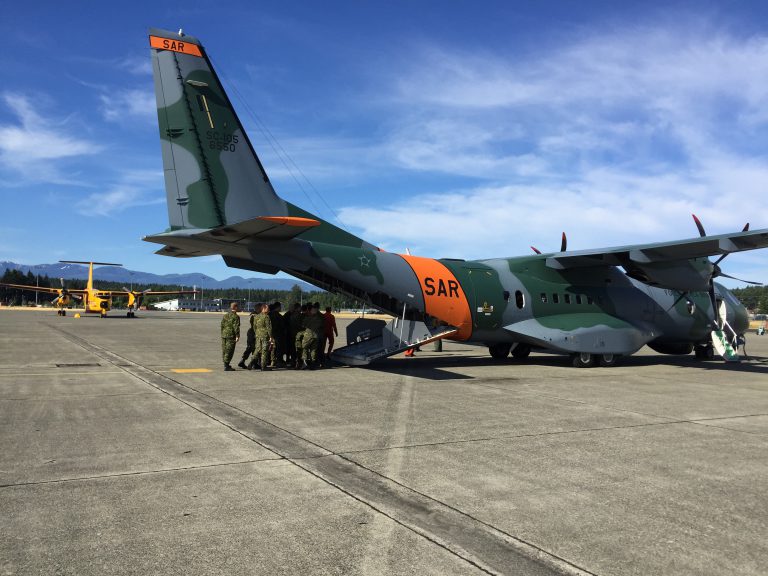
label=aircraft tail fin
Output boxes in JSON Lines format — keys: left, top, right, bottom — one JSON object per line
{"left": 149, "top": 28, "right": 288, "bottom": 231}
{"left": 148, "top": 29, "right": 374, "bottom": 253}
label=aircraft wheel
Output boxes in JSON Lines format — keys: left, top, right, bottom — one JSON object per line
{"left": 511, "top": 344, "right": 531, "bottom": 359}
{"left": 694, "top": 345, "right": 714, "bottom": 360}
{"left": 488, "top": 343, "right": 511, "bottom": 359}
{"left": 62, "top": 310, "right": 66, "bottom": 316}
{"left": 572, "top": 352, "right": 596, "bottom": 368}
{"left": 599, "top": 353, "right": 620, "bottom": 367}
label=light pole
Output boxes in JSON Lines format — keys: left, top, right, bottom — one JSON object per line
{"left": 35, "top": 274, "right": 38, "bottom": 306}
{"left": 247, "top": 279, "right": 253, "bottom": 312}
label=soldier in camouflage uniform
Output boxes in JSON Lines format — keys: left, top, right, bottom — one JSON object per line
{"left": 299, "top": 303, "right": 324, "bottom": 369}
{"left": 285, "top": 303, "right": 302, "bottom": 367}
{"left": 238, "top": 306, "right": 260, "bottom": 369}
{"left": 220, "top": 302, "right": 241, "bottom": 371}
{"left": 292, "top": 304, "right": 307, "bottom": 369}
{"left": 252, "top": 303, "right": 274, "bottom": 371}
{"left": 268, "top": 301, "right": 285, "bottom": 368}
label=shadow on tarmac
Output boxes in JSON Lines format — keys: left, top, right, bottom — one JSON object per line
{"left": 357, "top": 349, "right": 768, "bottom": 380}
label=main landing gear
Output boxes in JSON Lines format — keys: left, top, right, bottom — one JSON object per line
{"left": 488, "top": 343, "right": 532, "bottom": 360}
{"left": 694, "top": 344, "right": 715, "bottom": 360}
{"left": 127, "top": 311, "right": 136, "bottom": 318}
{"left": 57, "top": 309, "right": 67, "bottom": 316}
{"left": 571, "top": 353, "right": 620, "bottom": 368}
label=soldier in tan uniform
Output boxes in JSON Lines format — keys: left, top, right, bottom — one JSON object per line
{"left": 220, "top": 302, "right": 240, "bottom": 371}
{"left": 252, "top": 303, "right": 274, "bottom": 371}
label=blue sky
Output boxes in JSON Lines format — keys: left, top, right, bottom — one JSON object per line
{"left": 1, "top": 1, "right": 767, "bottom": 286}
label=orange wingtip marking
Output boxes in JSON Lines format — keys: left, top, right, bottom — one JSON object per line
{"left": 149, "top": 35, "right": 203, "bottom": 57}
{"left": 258, "top": 216, "right": 321, "bottom": 227}
{"left": 400, "top": 254, "right": 472, "bottom": 340}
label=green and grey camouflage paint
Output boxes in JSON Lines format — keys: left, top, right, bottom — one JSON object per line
{"left": 144, "top": 28, "right": 768, "bottom": 364}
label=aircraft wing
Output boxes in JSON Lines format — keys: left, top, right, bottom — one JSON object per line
{"left": 102, "top": 290, "right": 199, "bottom": 297}
{"left": 544, "top": 228, "right": 768, "bottom": 270}
{"left": 0, "top": 283, "right": 87, "bottom": 295}
{"left": 144, "top": 216, "right": 321, "bottom": 257}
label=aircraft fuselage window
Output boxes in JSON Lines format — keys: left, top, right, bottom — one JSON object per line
{"left": 515, "top": 290, "right": 525, "bottom": 309}
{"left": 503, "top": 290, "right": 510, "bottom": 301}
{"left": 576, "top": 295, "right": 583, "bottom": 304}
{"left": 587, "top": 296, "right": 594, "bottom": 305}
{"left": 552, "top": 293, "right": 560, "bottom": 304}
{"left": 540, "top": 293, "right": 548, "bottom": 303}
{"left": 564, "top": 294, "right": 571, "bottom": 304}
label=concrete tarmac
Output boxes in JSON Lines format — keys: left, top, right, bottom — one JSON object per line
{"left": 1, "top": 308, "right": 767, "bottom": 575}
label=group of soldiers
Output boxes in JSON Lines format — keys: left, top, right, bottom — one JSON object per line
{"left": 220, "top": 301, "right": 338, "bottom": 371}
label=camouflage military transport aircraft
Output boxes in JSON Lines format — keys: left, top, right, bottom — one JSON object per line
{"left": 145, "top": 28, "right": 768, "bottom": 366}
{"left": 0, "top": 261, "right": 195, "bottom": 318}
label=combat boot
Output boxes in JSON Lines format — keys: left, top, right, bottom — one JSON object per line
{"left": 224, "top": 364, "right": 235, "bottom": 371}
{"left": 247, "top": 359, "right": 258, "bottom": 370}
{"left": 237, "top": 360, "right": 247, "bottom": 369}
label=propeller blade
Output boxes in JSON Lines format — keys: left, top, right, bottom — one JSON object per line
{"left": 717, "top": 272, "right": 763, "bottom": 285}
{"left": 122, "top": 286, "right": 131, "bottom": 293}
{"left": 560, "top": 232, "right": 567, "bottom": 253}
{"left": 530, "top": 246, "right": 542, "bottom": 254}
{"left": 692, "top": 214, "right": 706, "bottom": 237}
{"left": 743, "top": 223, "right": 750, "bottom": 232}
{"left": 59, "top": 277, "right": 65, "bottom": 288}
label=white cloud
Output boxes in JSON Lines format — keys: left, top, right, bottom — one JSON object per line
{"left": 332, "top": 23, "right": 768, "bottom": 284}
{"left": 0, "top": 93, "right": 101, "bottom": 183}
{"left": 100, "top": 89, "right": 156, "bottom": 123}
{"left": 75, "top": 169, "right": 165, "bottom": 217}
{"left": 118, "top": 56, "right": 153, "bottom": 76}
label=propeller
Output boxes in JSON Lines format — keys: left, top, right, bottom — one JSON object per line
{"left": 123, "top": 287, "right": 152, "bottom": 310}
{"left": 690, "top": 214, "right": 757, "bottom": 328}
{"left": 53, "top": 277, "right": 82, "bottom": 305}
{"left": 530, "top": 231, "right": 567, "bottom": 255}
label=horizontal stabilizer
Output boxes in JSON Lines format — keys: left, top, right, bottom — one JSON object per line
{"left": 145, "top": 215, "right": 321, "bottom": 258}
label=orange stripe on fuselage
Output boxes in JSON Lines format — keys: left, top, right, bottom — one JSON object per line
{"left": 149, "top": 36, "right": 203, "bottom": 57}
{"left": 400, "top": 254, "right": 472, "bottom": 340}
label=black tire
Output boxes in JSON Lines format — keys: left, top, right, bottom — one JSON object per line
{"left": 511, "top": 344, "right": 531, "bottom": 359}
{"left": 694, "top": 345, "right": 714, "bottom": 360}
{"left": 572, "top": 352, "right": 596, "bottom": 368}
{"left": 489, "top": 343, "right": 511, "bottom": 360}
{"left": 598, "top": 353, "right": 620, "bottom": 367}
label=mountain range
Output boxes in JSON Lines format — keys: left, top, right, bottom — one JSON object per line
{"left": 0, "top": 261, "right": 319, "bottom": 292}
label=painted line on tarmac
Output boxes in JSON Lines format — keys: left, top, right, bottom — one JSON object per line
{"left": 50, "top": 325, "right": 595, "bottom": 576}
{"left": 170, "top": 368, "right": 212, "bottom": 373}
{"left": 0, "top": 459, "right": 280, "bottom": 489}
{"left": 0, "top": 371, "right": 125, "bottom": 377}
